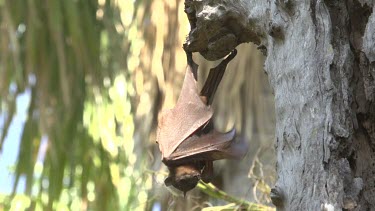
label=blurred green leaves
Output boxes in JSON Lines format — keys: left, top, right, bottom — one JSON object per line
{"left": 0, "top": 0, "right": 149, "bottom": 210}
{"left": 197, "top": 182, "right": 275, "bottom": 211}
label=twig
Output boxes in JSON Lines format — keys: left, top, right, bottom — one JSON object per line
{"left": 197, "top": 182, "right": 275, "bottom": 211}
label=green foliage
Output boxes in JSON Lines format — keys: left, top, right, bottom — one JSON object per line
{"left": 197, "top": 182, "right": 275, "bottom": 211}
{"left": 0, "top": 0, "right": 149, "bottom": 210}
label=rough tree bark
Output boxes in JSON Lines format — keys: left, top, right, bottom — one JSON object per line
{"left": 184, "top": 0, "right": 375, "bottom": 210}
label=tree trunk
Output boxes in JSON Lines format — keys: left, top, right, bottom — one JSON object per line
{"left": 184, "top": 0, "right": 375, "bottom": 210}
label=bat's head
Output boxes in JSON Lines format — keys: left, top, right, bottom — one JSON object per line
{"left": 164, "top": 164, "right": 201, "bottom": 194}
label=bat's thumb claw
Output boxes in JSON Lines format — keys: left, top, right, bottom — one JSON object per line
{"left": 232, "top": 135, "right": 249, "bottom": 159}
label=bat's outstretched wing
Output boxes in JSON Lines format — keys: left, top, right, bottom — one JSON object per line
{"left": 157, "top": 64, "right": 213, "bottom": 159}
{"left": 163, "top": 128, "right": 248, "bottom": 165}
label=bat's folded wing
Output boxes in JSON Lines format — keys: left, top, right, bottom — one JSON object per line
{"left": 156, "top": 65, "right": 213, "bottom": 159}
{"left": 163, "top": 128, "right": 248, "bottom": 165}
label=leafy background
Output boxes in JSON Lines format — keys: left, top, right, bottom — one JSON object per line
{"left": 0, "top": 0, "right": 276, "bottom": 210}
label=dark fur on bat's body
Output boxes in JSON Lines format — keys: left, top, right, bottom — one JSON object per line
{"left": 156, "top": 48, "right": 247, "bottom": 195}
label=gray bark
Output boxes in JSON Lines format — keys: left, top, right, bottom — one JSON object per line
{"left": 185, "top": 0, "right": 375, "bottom": 210}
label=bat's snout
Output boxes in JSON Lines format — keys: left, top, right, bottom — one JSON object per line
{"left": 165, "top": 164, "right": 202, "bottom": 194}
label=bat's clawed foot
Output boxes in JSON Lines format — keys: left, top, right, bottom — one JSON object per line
{"left": 184, "top": 48, "right": 199, "bottom": 80}
{"left": 224, "top": 49, "right": 237, "bottom": 63}
{"left": 200, "top": 48, "right": 237, "bottom": 105}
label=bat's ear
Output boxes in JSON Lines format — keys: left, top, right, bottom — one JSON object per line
{"left": 164, "top": 176, "right": 173, "bottom": 186}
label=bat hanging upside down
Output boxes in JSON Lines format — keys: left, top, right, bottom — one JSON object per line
{"left": 156, "top": 48, "right": 248, "bottom": 195}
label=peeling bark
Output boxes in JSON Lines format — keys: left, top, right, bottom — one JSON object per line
{"left": 185, "top": 0, "right": 375, "bottom": 210}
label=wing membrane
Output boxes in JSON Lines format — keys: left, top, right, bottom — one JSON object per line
{"left": 163, "top": 128, "right": 248, "bottom": 164}
{"left": 156, "top": 65, "right": 213, "bottom": 158}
